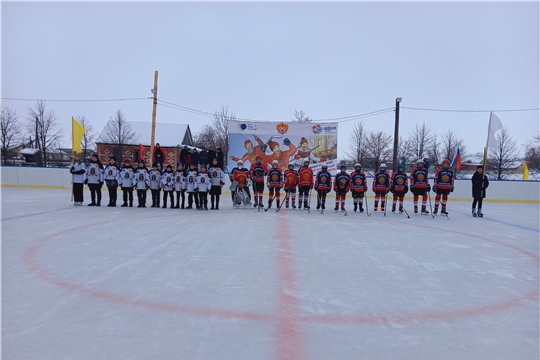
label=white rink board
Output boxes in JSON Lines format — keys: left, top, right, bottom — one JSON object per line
{"left": 1, "top": 188, "right": 539, "bottom": 360}
{"left": 2, "top": 166, "right": 539, "bottom": 202}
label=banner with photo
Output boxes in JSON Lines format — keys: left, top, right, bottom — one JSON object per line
{"left": 228, "top": 120, "right": 338, "bottom": 174}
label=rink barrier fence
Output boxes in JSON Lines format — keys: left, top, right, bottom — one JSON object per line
{"left": 1, "top": 166, "right": 539, "bottom": 203}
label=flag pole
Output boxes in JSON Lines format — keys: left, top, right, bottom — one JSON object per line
{"left": 71, "top": 122, "right": 75, "bottom": 202}
{"left": 481, "top": 112, "right": 493, "bottom": 198}
{"left": 150, "top": 70, "right": 159, "bottom": 164}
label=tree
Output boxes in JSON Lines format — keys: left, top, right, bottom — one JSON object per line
{"left": 345, "top": 121, "right": 367, "bottom": 164}
{"left": 488, "top": 126, "right": 519, "bottom": 180}
{"left": 210, "top": 105, "right": 234, "bottom": 163}
{"left": 364, "top": 130, "right": 392, "bottom": 173}
{"left": 426, "top": 132, "right": 442, "bottom": 169}
{"left": 99, "top": 109, "right": 138, "bottom": 162}
{"left": 524, "top": 133, "right": 540, "bottom": 171}
{"left": 397, "top": 136, "right": 414, "bottom": 170}
{"left": 439, "top": 128, "right": 467, "bottom": 165}
{"left": 26, "top": 100, "right": 62, "bottom": 167}
{"left": 408, "top": 122, "right": 433, "bottom": 162}
{"left": 194, "top": 124, "right": 220, "bottom": 150}
{"left": 292, "top": 110, "right": 312, "bottom": 123}
{"left": 74, "top": 115, "right": 96, "bottom": 162}
{"left": 1, "top": 107, "right": 22, "bottom": 164}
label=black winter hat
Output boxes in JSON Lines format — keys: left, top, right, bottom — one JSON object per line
{"left": 92, "top": 154, "right": 98, "bottom": 159}
{"left": 110, "top": 156, "right": 116, "bottom": 161}
{"left": 477, "top": 165, "right": 484, "bottom": 169}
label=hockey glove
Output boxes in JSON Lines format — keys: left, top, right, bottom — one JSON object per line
{"left": 426, "top": 183, "right": 431, "bottom": 191}
{"left": 84, "top": 179, "right": 88, "bottom": 185}
{"left": 410, "top": 183, "right": 415, "bottom": 189}
{"left": 314, "top": 185, "right": 318, "bottom": 191}
{"left": 283, "top": 138, "right": 291, "bottom": 146}
{"left": 404, "top": 185, "right": 409, "bottom": 194}
{"left": 432, "top": 185, "right": 437, "bottom": 192}
{"left": 450, "top": 185, "right": 454, "bottom": 192}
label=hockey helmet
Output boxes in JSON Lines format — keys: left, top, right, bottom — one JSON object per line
{"left": 256, "top": 155, "right": 263, "bottom": 162}
{"left": 397, "top": 164, "right": 404, "bottom": 170}
{"left": 288, "top": 163, "right": 294, "bottom": 169}
{"left": 417, "top": 159, "right": 424, "bottom": 165}
{"left": 340, "top": 164, "right": 347, "bottom": 170}
{"left": 237, "top": 160, "right": 244, "bottom": 166}
{"left": 380, "top": 163, "right": 387, "bottom": 169}
{"left": 354, "top": 163, "right": 361, "bottom": 168}
{"left": 272, "top": 160, "right": 279, "bottom": 167}
{"left": 322, "top": 164, "right": 328, "bottom": 169}
{"left": 442, "top": 159, "right": 450, "bottom": 164}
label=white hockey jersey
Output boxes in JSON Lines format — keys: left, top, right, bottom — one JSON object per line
{"left": 86, "top": 163, "right": 103, "bottom": 184}
{"left": 185, "top": 170, "right": 198, "bottom": 192}
{"left": 208, "top": 167, "right": 225, "bottom": 187}
{"left": 133, "top": 168, "right": 150, "bottom": 190}
{"left": 70, "top": 161, "right": 86, "bottom": 184}
{"left": 196, "top": 172, "right": 211, "bottom": 192}
{"left": 103, "top": 164, "right": 120, "bottom": 186}
{"left": 173, "top": 170, "right": 186, "bottom": 192}
{"left": 161, "top": 171, "right": 175, "bottom": 191}
{"left": 148, "top": 169, "right": 162, "bottom": 190}
{"left": 119, "top": 167, "right": 135, "bottom": 188}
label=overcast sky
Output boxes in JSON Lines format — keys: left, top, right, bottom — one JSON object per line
{"left": 2, "top": 1, "right": 538, "bottom": 159}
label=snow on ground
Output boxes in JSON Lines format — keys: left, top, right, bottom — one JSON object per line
{"left": 2, "top": 188, "right": 539, "bottom": 360}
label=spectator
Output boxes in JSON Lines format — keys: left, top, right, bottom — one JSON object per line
{"left": 192, "top": 148, "right": 200, "bottom": 169}
{"left": 153, "top": 143, "right": 165, "bottom": 164}
{"left": 208, "top": 146, "right": 217, "bottom": 166}
{"left": 199, "top": 146, "right": 208, "bottom": 169}
{"left": 423, "top": 157, "right": 430, "bottom": 172}
{"left": 216, "top": 147, "right": 224, "bottom": 170}
{"left": 180, "top": 146, "right": 189, "bottom": 165}
{"left": 184, "top": 149, "right": 192, "bottom": 168}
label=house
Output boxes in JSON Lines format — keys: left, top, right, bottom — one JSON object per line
{"left": 95, "top": 121, "right": 195, "bottom": 166}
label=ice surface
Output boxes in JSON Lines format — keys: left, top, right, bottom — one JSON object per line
{"left": 2, "top": 188, "right": 539, "bottom": 360}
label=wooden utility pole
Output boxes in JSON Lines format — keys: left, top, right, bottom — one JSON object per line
{"left": 392, "top": 97, "right": 402, "bottom": 171}
{"left": 150, "top": 70, "right": 159, "bottom": 162}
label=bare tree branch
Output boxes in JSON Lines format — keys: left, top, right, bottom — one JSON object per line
{"left": 26, "top": 100, "right": 62, "bottom": 166}
{"left": 345, "top": 121, "right": 367, "bottom": 164}
{"left": 364, "top": 130, "right": 392, "bottom": 173}
{"left": 524, "top": 133, "right": 540, "bottom": 171}
{"left": 74, "top": 115, "right": 97, "bottom": 162}
{"left": 100, "top": 109, "right": 138, "bottom": 162}
{"left": 292, "top": 110, "right": 312, "bottom": 123}
{"left": 488, "top": 126, "right": 519, "bottom": 180}
{"left": 1, "top": 106, "right": 22, "bottom": 164}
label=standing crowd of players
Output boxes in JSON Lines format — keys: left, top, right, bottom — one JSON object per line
{"left": 228, "top": 157, "right": 456, "bottom": 215}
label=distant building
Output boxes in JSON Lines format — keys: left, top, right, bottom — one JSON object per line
{"left": 95, "top": 121, "right": 195, "bottom": 166}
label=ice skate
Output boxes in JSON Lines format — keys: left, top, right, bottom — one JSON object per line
{"left": 478, "top": 209, "right": 483, "bottom": 217}
{"left": 421, "top": 206, "right": 429, "bottom": 215}
{"left": 472, "top": 208, "right": 477, "bottom": 217}
{"left": 414, "top": 205, "right": 418, "bottom": 214}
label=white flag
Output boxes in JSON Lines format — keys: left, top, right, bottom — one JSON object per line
{"left": 486, "top": 112, "right": 503, "bottom": 149}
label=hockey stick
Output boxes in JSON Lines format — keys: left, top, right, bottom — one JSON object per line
{"left": 276, "top": 190, "right": 286, "bottom": 212}
{"left": 307, "top": 188, "right": 312, "bottom": 213}
{"left": 428, "top": 190, "right": 434, "bottom": 218}
{"left": 383, "top": 191, "right": 388, "bottom": 217}
{"left": 364, "top": 195, "right": 371, "bottom": 217}
{"left": 264, "top": 191, "right": 278, "bottom": 212}
{"left": 401, "top": 199, "right": 411, "bottom": 219}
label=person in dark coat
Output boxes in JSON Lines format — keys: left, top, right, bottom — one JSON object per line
{"left": 180, "top": 146, "right": 189, "bottom": 165}
{"left": 192, "top": 148, "right": 200, "bottom": 169}
{"left": 216, "top": 147, "right": 224, "bottom": 170}
{"left": 423, "top": 157, "right": 430, "bottom": 173}
{"left": 153, "top": 143, "right": 165, "bottom": 164}
{"left": 471, "top": 165, "right": 489, "bottom": 217}
{"left": 208, "top": 146, "right": 217, "bottom": 166}
{"left": 184, "top": 150, "right": 192, "bottom": 168}
{"left": 198, "top": 146, "right": 208, "bottom": 169}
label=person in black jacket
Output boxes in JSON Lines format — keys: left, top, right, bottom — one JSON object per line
{"left": 180, "top": 146, "right": 189, "bottom": 165}
{"left": 471, "top": 165, "right": 489, "bottom": 217}
{"left": 216, "top": 147, "right": 224, "bottom": 170}
{"left": 199, "top": 146, "right": 208, "bottom": 169}
{"left": 208, "top": 146, "right": 217, "bottom": 166}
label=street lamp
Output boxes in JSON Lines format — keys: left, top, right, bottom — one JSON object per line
{"left": 392, "top": 97, "right": 402, "bottom": 171}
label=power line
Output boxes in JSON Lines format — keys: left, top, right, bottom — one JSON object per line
{"left": 401, "top": 106, "right": 540, "bottom": 113}
{"left": 1, "top": 97, "right": 152, "bottom": 102}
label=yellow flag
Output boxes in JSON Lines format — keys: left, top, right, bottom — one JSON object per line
{"left": 523, "top": 161, "right": 529, "bottom": 181}
{"left": 72, "top": 117, "right": 87, "bottom": 153}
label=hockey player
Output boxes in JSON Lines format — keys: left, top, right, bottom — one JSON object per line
{"left": 119, "top": 159, "right": 135, "bottom": 207}
{"left": 297, "top": 160, "right": 314, "bottom": 209}
{"left": 251, "top": 155, "right": 266, "bottom": 208}
{"left": 433, "top": 159, "right": 454, "bottom": 215}
{"left": 315, "top": 164, "right": 332, "bottom": 211}
{"left": 70, "top": 154, "right": 86, "bottom": 205}
{"left": 133, "top": 159, "right": 150, "bottom": 207}
{"left": 161, "top": 165, "right": 175, "bottom": 208}
{"left": 372, "top": 163, "right": 390, "bottom": 212}
{"left": 410, "top": 159, "right": 431, "bottom": 214}
{"left": 333, "top": 165, "right": 350, "bottom": 211}
{"left": 148, "top": 163, "right": 162, "bottom": 208}
{"left": 390, "top": 164, "right": 409, "bottom": 213}
{"left": 185, "top": 163, "right": 199, "bottom": 209}
{"left": 173, "top": 162, "right": 187, "bottom": 209}
{"left": 349, "top": 163, "right": 368, "bottom": 212}
{"left": 208, "top": 158, "right": 225, "bottom": 210}
{"left": 85, "top": 154, "right": 104, "bottom": 206}
{"left": 230, "top": 160, "right": 251, "bottom": 208}
{"left": 471, "top": 165, "right": 489, "bottom": 217}
{"left": 283, "top": 163, "right": 298, "bottom": 209}
{"left": 103, "top": 156, "right": 120, "bottom": 207}
{"left": 196, "top": 164, "right": 211, "bottom": 210}
{"left": 267, "top": 160, "right": 283, "bottom": 209}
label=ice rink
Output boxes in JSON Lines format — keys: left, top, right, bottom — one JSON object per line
{"left": 2, "top": 187, "right": 539, "bottom": 360}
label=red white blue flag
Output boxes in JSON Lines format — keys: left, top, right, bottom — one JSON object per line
{"left": 450, "top": 145, "right": 462, "bottom": 170}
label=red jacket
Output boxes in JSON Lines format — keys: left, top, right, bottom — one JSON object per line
{"left": 297, "top": 167, "right": 314, "bottom": 188}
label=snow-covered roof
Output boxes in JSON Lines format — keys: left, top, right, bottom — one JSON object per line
{"left": 97, "top": 121, "right": 193, "bottom": 147}
{"left": 18, "top": 148, "right": 40, "bottom": 155}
